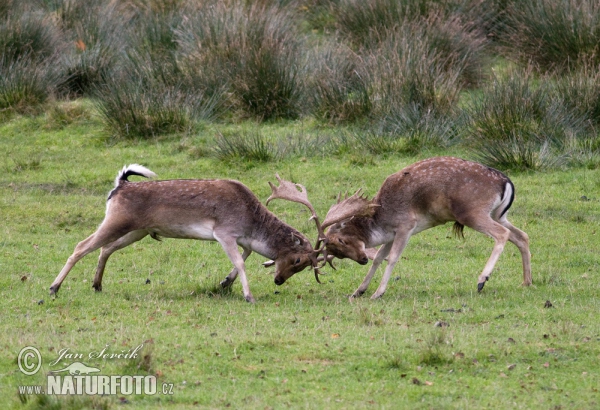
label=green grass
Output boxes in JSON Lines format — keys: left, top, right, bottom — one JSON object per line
{"left": 1, "top": 113, "right": 599, "bottom": 409}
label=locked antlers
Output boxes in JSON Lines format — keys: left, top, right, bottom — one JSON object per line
{"left": 321, "top": 189, "right": 379, "bottom": 229}
{"left": 266, "top": 174, "right": 379, "bottom": 283}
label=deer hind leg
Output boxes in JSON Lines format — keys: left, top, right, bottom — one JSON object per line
{"left": 92, "top": 230, "right": 149, "bottom": 292}
{"left": 370, "top": 227, "right": 415, "bottom": 300}
{"left": 500, "top": 218, "right": 531, "bottom": 286}
{"left": 50, "top": 224, "right": 133, "bottom": 295}
{"left": 220, "top": 247, "right": 252, "bottom": 289}
{"left": 350, "top": 242, "right": 392, "bottom": 300}
{"left": 214, "top": 232, "right": 255, "bottom": 303}
{"left": 463, "top": 216, "right": 511, "bottom": 292}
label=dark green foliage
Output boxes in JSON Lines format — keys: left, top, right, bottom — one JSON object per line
{"left": 552, "top": 62, "right": 600, "bottom": 127}
{"left": 49, "top": 0, "right": 129, "bottom": 96}
{"left": 0, "top": 54, "right": 61, "bottom": 116}
{"left": 502, "top": 0, "right": 600, "bottom": 73}
{"left": 308, "top": 41, "right": 372, "bottom": 123}
{"left": 213, "top": 131, "right": 277, "bottom": 163}
{"left": 176, "top": 1, "right": 305, "bottom": 121}
{"left": 465, "top": 72, "right": 587, "bottom": 170}
{"left": 333, "top": 0, "right": 433, "bottom": 46}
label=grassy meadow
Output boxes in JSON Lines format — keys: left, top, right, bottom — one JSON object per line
{"left": 2, "top": 0, "right": 600, "bottom": 408}
{"left": 1, "top": 113, "right": 599, "bottom": 409}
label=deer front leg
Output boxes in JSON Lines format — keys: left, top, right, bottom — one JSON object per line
{"left": 220, "top": 247, "right": 252, "bottom": 288}
{"left": 350, "top": 242, "right": 392, "bottom": 300}
{"left": 370, "top": 227, "right": 414, "bottom": 300}
{"left": 214, "top": 233, "right": 255, "bottom": 303}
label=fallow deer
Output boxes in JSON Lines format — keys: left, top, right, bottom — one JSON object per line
{"left": 49, "top": 165, "right": 325, "bottom": 303}
{"left": 322, "top": 157, "right": 532, "bottom": 300}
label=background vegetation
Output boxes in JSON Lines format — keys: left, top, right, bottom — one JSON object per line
{"left": 0, "top": 0, "right": 599, "bottom": 169}
{"left": 1, "top": 0, "right": 599, "bottom": 408}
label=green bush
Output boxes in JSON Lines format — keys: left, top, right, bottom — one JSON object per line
{"left": 0, "top": 10, "right": 63, "bottom": 63}
{"left": 551, "top": 62, "right": 600, "bottom": 127}
{"left": 176, "top": 1, "right": 305, "bottom": 121}
{"left": 0, "top": 54, "right": 61, "bottom": 116}
{"left": 366, "top": 22, "right": 464, "bottom": 119}
{"left": 45, "top": 0, "right": 130, "bottom": 96}
{"left": 464, "top": 72, "right": 587, "bottom": 170}
{"left": 502, "top": 0, "right": 600, "bottom": 72}
{"left": 333, "top": 0, "right": 432, "bottom": 47}
{"left": 307, "top": 41, "right": 372, "bottom": 123}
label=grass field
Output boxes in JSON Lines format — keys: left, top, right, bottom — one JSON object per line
{"left": 1, "top": 114, "right": 599, "bottom": 409}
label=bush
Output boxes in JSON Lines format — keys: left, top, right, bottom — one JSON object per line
{"left": 366, "top": 21, "right": 465, "bottom": 120}
{"left": 551, "top": 62, "right": 600, "bottom": 127}
{"left": 0, "top": 54, "right": 61, "bottom": 117}
{"left": 502, "top": 0, "right": 600, "bottom": 73}
{"left": 0, "top": 10, "right": 63, "bottom": 63}
{"left": 92, "top": 48, "right": 212, "bottom": 140}
{"left": 307, "top": 41, "right": 372, "bottom": 123}
{"left": 44, "top": 0, "right": 130, "bottom": 96}
{"left": 176, "top": 1, "right": 305, "bottom": 121}
{"left": 333, "top": 0, "right": 433, "bottom": 47}
{"left": 464, "top": 71, "right": 588, "bottom": 170}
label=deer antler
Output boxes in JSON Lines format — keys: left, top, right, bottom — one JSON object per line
{"left": 321, "top": 189, "right": 379, "bottom": 229}
{"left": 267, "top": 174, "right": 330, "bottom": 279}
{"left": 267, "top": 174, "right": 326, "bottom": 241}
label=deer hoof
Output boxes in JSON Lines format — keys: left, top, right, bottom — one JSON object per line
{"left": 92, "top": 284, "right": 102, "bottom": 292}
{"left": 49, "top": 285, "right": 59, "bottom": 296}
{"left": 370, "top": 292, "right": 384, "bottom": 300}
{"left": 245, "top": 295, "right": 256, "bottom": 304}
{"left": 220, "top": 278, "right": 233, "bottom": 288}
{"left": 477, "top": 281, "right": 486, "bottom": 292}
{"left": 350, "top": 290, "right": 365, "bottom": 299}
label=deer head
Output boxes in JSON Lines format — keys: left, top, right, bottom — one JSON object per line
{"left": 266, "top": 175, "right": 379, "bottom": 282}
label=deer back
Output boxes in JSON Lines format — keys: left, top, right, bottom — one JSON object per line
{"left": 374, "top": 157, "right": 512, "bottom": 226}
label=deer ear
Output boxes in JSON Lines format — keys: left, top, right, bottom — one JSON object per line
{"left": 263, "top": 260, "right": 275, "bottom": 267}
{"left": 292, "top": 233, "right": 304, "bottom": 246}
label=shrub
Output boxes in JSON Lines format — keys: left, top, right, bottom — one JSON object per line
{"left": 333, "top": 0, "right": 433, "bottom": 47}
{"left": 377, "top": 103, "right": 459, "bottom": 154}
{"left": 213, "top": 131, "right": 277, "bottom": 163}
{"left": 366, "top": 22, "right": 464, "bottom": 120}
{"left": 307, "top": 41, "right": 372, "bottom": 123}
{"left": 0, "top": 10, "right": 63, "bottom": 63}
{"left": 176, "top": 1, "right": 305, "bottom": 121}
{"left": 0, "top": 54, "right": 61, "bottom": 117}
{"left": 502, "top": 0, "right": 600, "bottom": 73}
{"left": 551, "top": 62, "right": 600, "bottom": 127}
{"left": 464, "top": 71, "right": 588, "bottom": 170}
{"left": 44, "top": 0, "right": 130, "bottom": 96}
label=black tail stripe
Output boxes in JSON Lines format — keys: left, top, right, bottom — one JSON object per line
{"left": 120, "top": 170, "right": 149, "bottom": 181}
{"left": 499, "top": 180, "right": 515, "bottom": 218}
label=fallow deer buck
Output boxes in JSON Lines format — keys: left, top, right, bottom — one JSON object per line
{"left": 49, "top": 165, "right": 327, "bottom": 303}
{"left": 322, "top": 157, "right": 532, "bottom": 300}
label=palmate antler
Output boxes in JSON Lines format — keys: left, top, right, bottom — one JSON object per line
{"left": 266, "top": 174, "right": 330, "bottom": 283}
{"left": 267, "top": 174, "right": 380, "bottom": 283}
{"left": 321, "top": 189, "right": 380, "bottom": 229}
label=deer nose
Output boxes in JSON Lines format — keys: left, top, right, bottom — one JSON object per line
{"left": 274, "top": 276, "right": 285, "bottom": 286}
{"left": 359, "top": 257, "right": 369, "bottom": 265}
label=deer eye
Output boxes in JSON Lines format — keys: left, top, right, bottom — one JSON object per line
{"left": 294, "top": 258, "right": 301, "bottom": 265}
{"left": 338, "top": 238, "right": 345, "bottom": 245}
